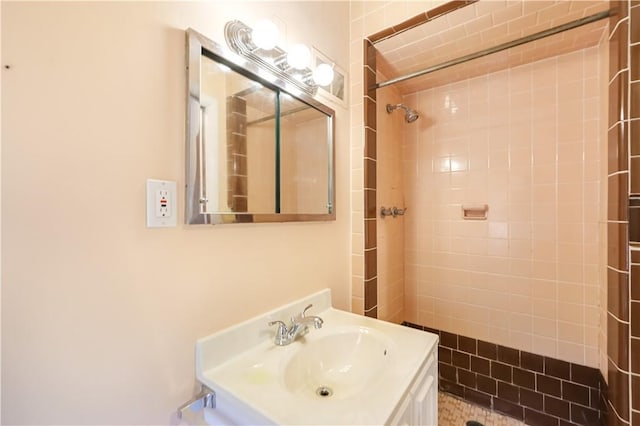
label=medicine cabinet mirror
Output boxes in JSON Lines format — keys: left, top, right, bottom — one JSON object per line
{"left": 185, "top": 28, "right": 336, "bottom": 224}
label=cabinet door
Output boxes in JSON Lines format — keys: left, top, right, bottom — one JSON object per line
{"left": 389, "top": 348, "right": 438, "bottom": 426}
{"left": 414, "top": 375, "right": 436, "bottom": 425}
{"left": 389, "top": 393, "right": 412, "bottom": 426}
{"left": 414, "top": 354, "right": 437, "bottom": 425}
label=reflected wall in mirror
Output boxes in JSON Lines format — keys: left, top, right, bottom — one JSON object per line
{"left": 186, "top": 28, "right": 335, "bottom": 225}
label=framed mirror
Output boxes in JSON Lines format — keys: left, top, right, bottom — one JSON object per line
{"left": 185, "top": 28, "right": 336, "bottom": 225}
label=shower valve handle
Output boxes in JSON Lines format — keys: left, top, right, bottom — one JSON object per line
{"left": 380, "top": 206, "right": 407, "bottom": 218}
{"left": 393, "top": 207, "right": 407, "bottom": 216}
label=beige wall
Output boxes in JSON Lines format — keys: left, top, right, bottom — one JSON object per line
{"left": 1, "top": 2, "right": 350, "bottom": 424}
{"left": 280, "top": 115, "right": 330, "bottom": 214}
{"left": 200, "top": 57, "right": 229, "bottom": 213}
{"left": 247, "top": 122, "right": 277, "bottom": 212}
{"left": 402, "top": 46, "right": 604, "bottom": 368}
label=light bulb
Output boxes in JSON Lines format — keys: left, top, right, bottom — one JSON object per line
{"left": 287, "top": 44, "right": 311, "bottom": 69}
{"left": 312, "top": 63, "right": 334, "bottom": 86}
{"left": 251, "top": 19, "right": 279, "bottom": 50}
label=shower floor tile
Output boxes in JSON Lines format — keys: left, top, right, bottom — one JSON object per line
{"left": 438, "top": 392, "right": 524, "bottom": 426}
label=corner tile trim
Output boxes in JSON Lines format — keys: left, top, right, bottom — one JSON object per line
{"left": 363, "top": 39, "right": 378, "bottom": 318}
{"left": 367, "top": 0, "right": 478, "bottom": 44}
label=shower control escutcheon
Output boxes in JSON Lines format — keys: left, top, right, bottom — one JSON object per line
{"left": 380, "top": 206, "right": 407, "bottom": 218}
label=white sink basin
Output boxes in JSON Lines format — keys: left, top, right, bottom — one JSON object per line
{"left": 195, "top": 289, "right": 438, "bottom": 425}
{"left": 283, "top": 326, "right": 393, "bottom": 400}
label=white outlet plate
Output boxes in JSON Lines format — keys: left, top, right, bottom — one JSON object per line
{"left": 146, "top": 179, "right": 177, "bottom": 228}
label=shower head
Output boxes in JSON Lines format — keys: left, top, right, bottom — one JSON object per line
{"left": 386, "top": 103, "right": 419, "bottom": 123}
{"left": 405, "top": 108, "right": 419, "bottom": 123}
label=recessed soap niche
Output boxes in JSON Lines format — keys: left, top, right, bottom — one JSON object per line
{"left": 461, "top": 204, "right": 488, "bottom": 220}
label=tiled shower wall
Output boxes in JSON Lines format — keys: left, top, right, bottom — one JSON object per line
{"left": 350, "top": 0, "right": 640, "bottom": 424}
{"left": 349, "top": 0, "right": 451, "bottom": 316}
{"left": 608, "top": 1, "right": 640, "bottom": 424}
{"left": 402, "top": 46, "right": 604, "bottom": 369}
{"left": 375, "top": 71, "right": 405, "bottom": 323}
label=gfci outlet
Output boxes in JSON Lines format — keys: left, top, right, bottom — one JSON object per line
{"left": 156, "top": 189, "right": 169, "bottom": 217}
{"left": 146, "top": 179, "right": 177, "bottom": 228}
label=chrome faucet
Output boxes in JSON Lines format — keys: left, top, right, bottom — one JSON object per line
{"left": 268, "top": 304, "right": 323, "bottom": 346}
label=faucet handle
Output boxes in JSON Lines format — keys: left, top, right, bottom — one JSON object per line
{"left": 268, "top": 320, "right": 287, "bottom": 329}
{"left": 268, "top": 320, "right": 289, "bottom": 345}
{"left": 301, "top": 304, "right": 313, "bottom": 317}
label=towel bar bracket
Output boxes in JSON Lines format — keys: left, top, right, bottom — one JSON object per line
{"left": 177, "top": 385, "right": 216, "bottom": 419}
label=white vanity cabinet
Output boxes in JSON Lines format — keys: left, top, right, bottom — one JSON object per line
{"left": 188, "top": 289, "right": 440, "bottom": 426}
{"left": 389, "top": 348, "right": 438, "bottom": 426}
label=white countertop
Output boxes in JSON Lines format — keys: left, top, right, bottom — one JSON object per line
{"left": 195, "top": 289, "right": 438, "bottom": 425}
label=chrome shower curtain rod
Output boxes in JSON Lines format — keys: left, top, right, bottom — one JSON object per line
{"left": 376, "top": 9, "right": 612, "bottom": 89}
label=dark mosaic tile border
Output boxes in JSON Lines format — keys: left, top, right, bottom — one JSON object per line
{"left": 403, "top": 322, "right": 608, "bottom": 426}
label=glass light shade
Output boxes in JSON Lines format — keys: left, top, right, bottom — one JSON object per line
{"left": 251, "top": 19, "right": 279, "bottom": 50}
{"left": 312, "top": 63, "right": 334, "bottom": 86}
{"left": 287, "top": 44, "right": 311, "bottom": 69}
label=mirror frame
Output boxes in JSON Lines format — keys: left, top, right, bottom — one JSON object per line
{"left": 185, "top": 28, "right": 336, "bottom": 225}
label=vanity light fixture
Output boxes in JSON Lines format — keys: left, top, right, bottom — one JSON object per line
{"left": 287, "top": 43, "right": 312, "bottom": 70}
{"left": 224, "top": 19, "right": 334, "bottom": 95}
{"left": 251, "top": 19, "right": 279, "bottom": 50}
{"left": 313, "top": 63, "right": 335, "bottom": 87}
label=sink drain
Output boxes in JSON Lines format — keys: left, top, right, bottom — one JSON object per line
{"left": 315, "top": 386, "right": 333, "bottom": 397}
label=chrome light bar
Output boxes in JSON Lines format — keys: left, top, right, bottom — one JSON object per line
{"left": 224, "top": 20, "right": 318, "bottom": 95}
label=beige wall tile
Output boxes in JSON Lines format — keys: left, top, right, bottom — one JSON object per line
{"left": 352, "top": 297, "right": 364, "bottom": 316}
{"left": 401, "top": 46, "right": 603, "bottom": 367}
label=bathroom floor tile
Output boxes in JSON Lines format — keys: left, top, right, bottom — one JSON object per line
{"left": 438, "top": 392, "right": 524, "bottom": 426}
